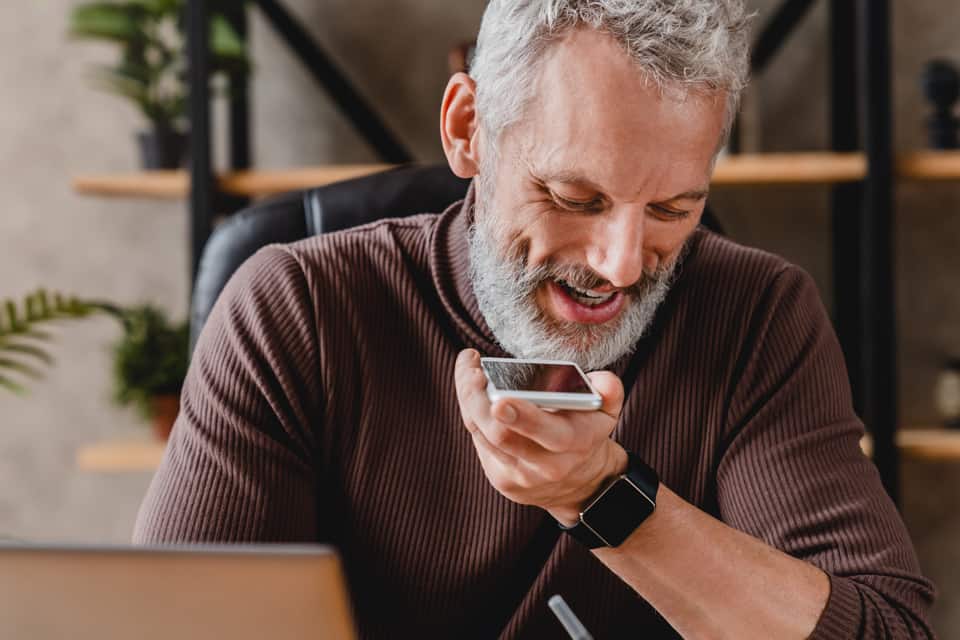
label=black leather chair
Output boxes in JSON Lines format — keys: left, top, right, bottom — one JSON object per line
{"left": 189, "top": 164, "right": 724, "bottom": 352}
{"left": 189, "top": 164, "right": 471, "bottom": 351}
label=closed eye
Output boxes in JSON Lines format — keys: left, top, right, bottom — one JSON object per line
{"left": 550, "top": 191, "right": 605, "bottom": 212}
{"left": 649, "top": 204, "right": 691, "bottom": 220}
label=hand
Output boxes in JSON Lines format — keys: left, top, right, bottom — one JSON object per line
{"left": 454, "top": 349, "right": 629, "bottom": 525}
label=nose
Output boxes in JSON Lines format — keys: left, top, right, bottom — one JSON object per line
{"left": 585, "top": 205, "right": 646, "bottom": 289}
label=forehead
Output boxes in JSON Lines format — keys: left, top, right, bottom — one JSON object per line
{"left": 513, "top": 28, "right": 725, "bottom": 200}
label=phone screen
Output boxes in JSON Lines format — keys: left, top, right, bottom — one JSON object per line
{"left": 482, "top": 360, "right": 592, "bottom": 394}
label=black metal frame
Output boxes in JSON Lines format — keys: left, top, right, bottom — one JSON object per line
{"left": 184, "top": 0, "right": 901, "bottom": 500}
{"left": 185, "top": 0, "right": 411, "bottom": 286}
{"left": 224, "top": 4, "right": 251, "bottom": 173}
{"left": 857, "top": 0, "right": 899, "bottom": 502}
{"left": 751, "top": 0, "right": 818, "bottom": 74}
{"left": 255, "top": 0, "right": 413, "bottom": 164}
{"left": 187, "top": 0, "right": 212, "bottom": 287}
{"left": 830, "top": 0, "right": 863, "bottom": 420}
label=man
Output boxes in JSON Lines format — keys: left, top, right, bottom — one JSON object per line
{"left": 135, "top": 1, "right": 935, "bottom": 637}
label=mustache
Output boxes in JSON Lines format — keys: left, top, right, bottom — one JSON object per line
{"left": 518, "top": 258, "right": 675, "bottom": 299}
{"left": 478, "top": 220, "right": 686, "bottom": 301}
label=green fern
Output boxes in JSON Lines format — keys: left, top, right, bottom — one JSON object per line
{"left": 0, "top": 290, "right": 122, "bottom": 394}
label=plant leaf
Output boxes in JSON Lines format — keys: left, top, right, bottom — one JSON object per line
{"left": 6, "top": 329, "right": 54, "bottom": 343}
{"left": 127, "top": 0, "right": 181, "bottom": 17}
{"left": 4, "top": 301, "right": 19, "bottom": 334}
{"left": 91, "top": 65, "right": 148, "bottom": 97}
{"left": 0, "top": 342, "right": 54, "bottom": 366}
{"left": 0, "top": 289, "right": 128, "bottom": 394}
{"left": 210, "top": 14, "right": 246, "bottom": 60}
{"left": 69, "top": 4, "right": 144, "bottom": 42}
{"left": 0, "top": 374, "right": 26, "bottom": 395}
{"left": 0, "top": 358, "right": 45, "bottom": 381}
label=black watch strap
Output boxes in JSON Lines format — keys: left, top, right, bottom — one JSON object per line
{"left": 560, "top": 452, "right": 659, "bottom": 549}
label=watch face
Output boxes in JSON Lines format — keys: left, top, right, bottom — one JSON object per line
{"left": 582, "top": 478, "right": 655, "bottom": 547}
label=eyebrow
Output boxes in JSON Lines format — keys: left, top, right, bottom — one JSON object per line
{"left": 533, "top": 169, "right": 709, "bottom": 203}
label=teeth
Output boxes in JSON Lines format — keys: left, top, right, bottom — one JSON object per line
{"left": 558, "top": 280, "right": 615, "bottom": 306}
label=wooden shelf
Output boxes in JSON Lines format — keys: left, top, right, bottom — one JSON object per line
{"left": 72, "top": 164, "right": 393, "bottom": 200}
{"left": 860, "top": 428, "right": 960, "bottom": 461}
{"left": 76, "top": 438, "right": 166, "bottom": 473}
{"left": 71, "top": 152, "right": 960, "bottom": 200}
{"left": 75, "top": 155, "right": 863, "bottom": 197}
{"left": 712, "top": 150, "right": 960, "bottom": 185}
{"left": 713, "top": 152, "right": 867, "bottom": 184}
{"left": 896, "top": 151, "right": 960, "bottom": 181}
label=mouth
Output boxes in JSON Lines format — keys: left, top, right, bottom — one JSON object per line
{"left": 556, "top": 279, "right": 616, "bottom": 305}
{"left": 546, "top": 279, "right": 626, "bottom": 325}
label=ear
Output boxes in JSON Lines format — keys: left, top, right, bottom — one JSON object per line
{"left": 440, "top": 72, "right": 482, "bottom": 179}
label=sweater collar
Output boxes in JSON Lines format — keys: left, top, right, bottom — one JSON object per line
{"left": 430, "top": 181, "right": 511, "bottom": 358}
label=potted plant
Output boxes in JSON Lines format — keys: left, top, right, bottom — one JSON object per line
{"left": 0, "top": 290, "right": 115, "bottom": 394}
{"left": 110, "top": 305, "right": 189, "bottom": 440}
{"left": 68, "top": 0, "right": 248, "bottom": 169}
{"left": 1, "top": 290, "right": 188, "bottom": 440}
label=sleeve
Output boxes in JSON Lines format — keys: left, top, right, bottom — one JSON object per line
{"left": 717, "top": 266, "right": 936, "bottom": 639}
{"left": 133, "top": 245, "right": 323, "bottom": 543}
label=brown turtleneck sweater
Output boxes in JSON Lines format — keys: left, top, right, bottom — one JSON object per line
{"left": 134, "top": 191, "right": 935, "bottom": 639}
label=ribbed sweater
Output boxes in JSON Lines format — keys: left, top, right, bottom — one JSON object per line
{"left": 134, "top": 189, "right": 935, "bottom": 639}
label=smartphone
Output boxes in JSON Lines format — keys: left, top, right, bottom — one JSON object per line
{"left": 480, "top": 357, "right": 603, "bottom": 411}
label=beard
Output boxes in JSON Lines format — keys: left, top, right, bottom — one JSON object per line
{"left": 467, "top": 180, "right": 681, "bottom": 372}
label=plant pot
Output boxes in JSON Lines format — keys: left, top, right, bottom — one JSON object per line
{"left": 150, "top": 394, "right": 180, "bottom": 442}
{"left": 137, "top": 128, "right": 188, "bottom": 169}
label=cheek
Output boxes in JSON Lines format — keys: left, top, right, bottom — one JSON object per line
{"left": 525, "top": 216, "right": 589, "bottom": 267}
{"left": 501, "top": 204, "right": 567, "bottom": 265}
{"left": 645, "top": 216, "right": 701, "bottom": 269}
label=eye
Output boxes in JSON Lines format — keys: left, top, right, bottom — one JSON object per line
{"left": 550, "top": 191, "right": 604, "bottom": 212}
{"left": 649, "top": 204, "right": 691, "bottom": 221}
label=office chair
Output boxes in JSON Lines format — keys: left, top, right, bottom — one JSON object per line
{"left": 190, "top": 164, "right": 470, "bottom": 351}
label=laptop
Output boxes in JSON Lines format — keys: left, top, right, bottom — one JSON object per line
{"left": 0, "top": 544, "right": 358, "bottom": 640}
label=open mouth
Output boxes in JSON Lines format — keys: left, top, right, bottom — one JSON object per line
{"left": 547, "top": 279, "right": 625, "bottom": 324}
{"left": 555, "top": 279, "right": 617, "bottom": 307}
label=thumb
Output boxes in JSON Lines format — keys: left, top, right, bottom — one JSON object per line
{"left": 586, "top": 371, "right": 624, "bottom": 419}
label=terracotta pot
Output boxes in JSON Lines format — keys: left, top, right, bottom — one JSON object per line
{"left": 150, "top": 394, "right": 181, "bottom": 442}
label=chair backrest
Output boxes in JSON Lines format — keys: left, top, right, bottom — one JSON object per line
{"left": 189, "top": 163, "right": 725, "bottom": 352}
{"left": 190, "top": 164, "right": 471, "bottom": 351}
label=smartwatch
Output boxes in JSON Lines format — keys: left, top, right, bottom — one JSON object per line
{"left": 560, "top": 451, "right": 659, "bottom": 549}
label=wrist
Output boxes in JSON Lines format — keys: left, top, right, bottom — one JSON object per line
{"left": 558, "top": 450, "right": 660, "bottom": 549}
{"left": 547, "top": 441, "right": 629, "bottom": 526}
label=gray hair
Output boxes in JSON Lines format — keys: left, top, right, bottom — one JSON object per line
{"left": 470, "top": 0, "right": 753, "bottom": 154}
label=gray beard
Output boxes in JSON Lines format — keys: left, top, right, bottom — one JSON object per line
{"left": 467, "top": 197, "right": 680, "bottom": 372}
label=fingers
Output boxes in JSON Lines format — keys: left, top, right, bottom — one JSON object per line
{"left": 456, "top": 348, "right": 481, "bottom": 372}
{"left": 586, "top": 370, "right": 625, "bottom": 420}
{"left": 455, "top": 349, "right": 547, "bottom": 459}
{"left": 454, "top": 349, "right": 488, "bottom": 434}
{"left": 491, "top": 397, "right": 578, "bottom": 453}
{"left": 456, "top": 351, "right": 623, "bottom": 464}
{"left": 470, "top": 417, "right": 519, "bottom": 468}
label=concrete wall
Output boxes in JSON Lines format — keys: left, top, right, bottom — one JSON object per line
{"left": 0, "top": 0, "right": 957, "bottom": 633}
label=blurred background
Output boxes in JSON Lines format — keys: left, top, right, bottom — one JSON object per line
{"left": 1, "top": 0, "right": 958, "bottom": 635}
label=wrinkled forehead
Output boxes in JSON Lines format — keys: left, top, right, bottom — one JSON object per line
{"left": 504, "top": 29, "right": 725, "bottom": 200}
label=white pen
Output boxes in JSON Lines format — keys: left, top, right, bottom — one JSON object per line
{"left": 548, "top": 594, "right": 594, "bottom": 640}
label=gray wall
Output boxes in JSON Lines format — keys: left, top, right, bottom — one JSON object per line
{"left": 0, "top": 0, "right": 957, "bottom": 634}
